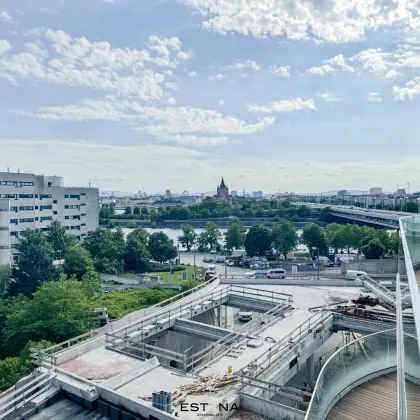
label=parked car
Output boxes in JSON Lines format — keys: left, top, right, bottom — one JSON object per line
{"left": 210, "top": 249, "right": 217, "bottom": 254}
{"left": 238, "top": 309, "right": 252, "bottom": 322}
{"left": 266, "top": 269, "right": 286, "bottom": 279}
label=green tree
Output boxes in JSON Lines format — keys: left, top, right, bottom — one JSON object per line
{"left": 124, "top": 237, "right": 150, "bottom": 272}
{"left": 199, "top": 223, "right": 222, "bottom": 251}
{"left": 148, "top": 232, "right": 177, "bottom": 263}
{"left": 127, "top": 220, "right": 137, "bottom": 228}
{"left": 361, "top": 238, "right": 386, "bottom": 259}
{"left": 271, "top": 220, "right": 298, "bottom": 259}
{"left": 124, "top": 206, "right": 132, "bottom": 215}
{"left": 181, "top": 278, "right": 201, "bottom": 293}
{"left": 224, "top": 218, "right": 246, "bottom": 250}
{"left": 3, "top": 279, "right": 96, "bottom": 355}
{"left": 0, "top": 357, "right": 27, "bottom": 391}
{"left": 99, "top": 204, "right": 115, "bottom": 219}
{"left": 141, "top": 207, "right": 149, "bottom": 216}
{"left": 45, "top": 220, "right": 78, "bottom": 259}
{"left": 9, "top": 230, "right": 57, "bottom": 296}
{"left": 63, "top": 247, "right": 94, "bottom": 280}
{"left": 0, "top": 265, "right": 12, "bottom": 296}
{"left": 179, "top": 226, "right": 197, "bottom": 251}
{"left": 325, "top": 223, "right": 346, "bottom": 254}
{"left": 301, "top": 223, "right": 328, "bottom": 259}
{"left": 389, "top": 231, "right": 400, "bottom": 256}
{"left": 81, "top": 270, "right": 102, "bottom": 297}
{"left": 133, "top": 207, "right": 141, "bottom": 215}
{"left": 127, "top": 228, "right": 149, "bottom": 244}
{"left": 244, "top": 225, "right": 272, "bottom": 257}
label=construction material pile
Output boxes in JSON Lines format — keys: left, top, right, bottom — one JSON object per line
{"left": 351, "top": 296, "right": 380, "bottom": 307}
{"left": 177, "top": 373, "right": 238, "bottom": 395}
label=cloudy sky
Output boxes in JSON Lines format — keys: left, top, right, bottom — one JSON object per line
{"left": 1, "top": 0, "right": 419, "bottom": 194}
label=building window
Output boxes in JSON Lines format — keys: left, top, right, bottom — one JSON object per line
{"left": 11, "top": 244, "right": 18, "bottom": 249}
{"left": 53, "top": 200, "right": 57, "bottom": 204}
{"left": 3, "top": 194, "right": 17, "bottom": 199}
{"left": 81, "top": 233, "right": 87, "bottom": 237}
{"left": 3, "top": 181, "right": 17, "bottom": 186}
{"left": 10, "top": 207, "right": 18, "bottom": 212}
{"left": 35, "top": 217, "right": 39, "bottom": 221}
{"left": 70, "top": 225, "right": 80, "bottom": 230}
{"left": 70, "top": 195, "right": 80, "bottom": 199}
{"left": 69, "top": 205, "right": 80, "bottom": 210}
{"left": 53, "top": 211, "right": 57, "bottom": 215}
{"left": 40, "top": 205, "right": 52, "bottom": 210}
{"left": 71, "top": 215, "right": 80, "bottom": 220}
{"left": 10, "top": 219, "right": 18, "bottom": 224}
{"left": 19, "top": 194, "right": 34, "bottom": 199}
{"left": 65, "top": 216, "right": 70, "bottom": 219}
{"left": 40, "top": 194, "right": 52, "bottom": 199}
{"left": 81, "top": 223, "right": 86, "bottom": 226}
{"left": 19, "top": 206, "right": 35, "bottom": 211}
{"left": 35, "top": 206, "right": 39, "bottom": 210}
{"left": 81, "top": 203, "right": 86, "bottom": 206}
{"left": 81, "top": 193, "right": 86, "bottom": 196}
{"left": 81, "top": 213, "right": 86, "bottom": 216}
{"left": 19, "top": 182, "right": 34, "bottom": 187}
{"left": 19, "top": 218, "right": 34, "bottom": 223}
{"left": 64, "top": 195, "right": 69, "bottom": 198}
{"left": 10, "top": 232, "right": 18, "bottom": 237}
{"left": 41, "top": 216, "right": 53, "bottom": 222}
{"left": 64, "top": 205, "right": 69, "bottom": 209}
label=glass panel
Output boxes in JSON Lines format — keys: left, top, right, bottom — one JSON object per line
{"left": 305, "top": 329, "right": 397, "bottom": 420}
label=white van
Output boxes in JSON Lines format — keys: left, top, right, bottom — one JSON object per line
{"left": 346, "top": 270, "right": 367, "bottom": 280}
{"left": 266, "top": 269, "right": 286, "bottom": 279}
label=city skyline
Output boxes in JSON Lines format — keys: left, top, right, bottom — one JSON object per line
{"left": 1, "top": 1, "right": 419, "bottom": 192}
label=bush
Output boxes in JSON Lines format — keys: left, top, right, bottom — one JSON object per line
{"left": 0, "top": 357, "right": 27, "bottom": 391}
{"left": 147, "top": 263, "right": 185, "bottom": 273}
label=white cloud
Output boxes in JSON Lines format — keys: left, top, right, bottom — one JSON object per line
{"left": 0, "top": 137, "right": 215, "bottom": 190}
{"left": 35, "top": 100, "right": 275, "bottom": 146}
{"left": 307, "top": 54, "right": 353, "bottom": 75}
{"left": 167, "top": 97, "right": 177, "bottom": 105}
{"left": 226, "top": 60, "right": 261, "bottom": 72}
{"left": 384, "top": 69, "right": 400, "bottom": 79}
{"left": 188, "top": 70, "right": 197, "bottom": 77}
{"left": 0, "top": 12, "right": 12, "bottom": 22}
{"left": 0, "top": 30, "right": 191, "bottom": 102}
{"left": 368, "top": 92, "right": 382, "bottom": 102}
{"left": 218, "top": 100, "right": 225, "bottom": 106}
{"left": 318, "top": 93, "right": 341, "bottom": 102}
{"left": 208, "top": 73, "right": 225, "bottom": 81}
{"left": 353, "top": 48, "right": 390, "bottom": 72}
{"left": 270, "top": 66, "right": 290, "bottom": 77}
{"left": 247, "top": 98, "right": 316, "bottom": 113}
{"left": 0, "top": 40, "right": 11, "bottom": 55}
{"left": 393, "top": 77, "right": 420, "bottom": 100}
{"left": 177, "top": 0, "right": 419, "bottom": 44}
{"left": 307, "top": 64, "right": 336, "bottom": 76}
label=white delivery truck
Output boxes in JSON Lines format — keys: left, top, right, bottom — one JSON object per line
{"left": 346, "top": 270, "right": 367, "bottom": 280}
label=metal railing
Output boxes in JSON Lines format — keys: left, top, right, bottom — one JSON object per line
{"left": 243, "top": 311, "right": 332, "bottom": 378}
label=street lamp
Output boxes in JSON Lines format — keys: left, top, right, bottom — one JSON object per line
{"left": 313, "top": 247, "right": 320, "bottom": 280}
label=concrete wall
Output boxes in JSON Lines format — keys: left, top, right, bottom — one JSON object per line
{"left": 342, "top": 258, "right": 405, "bottom": 275}
{"left": 220, "top": 278, "right": 358, "bottom": 287}
{"left": 240, "top": 392, "right": 304, "bottom": 420}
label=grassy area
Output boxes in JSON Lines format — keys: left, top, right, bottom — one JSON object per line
{"left": 145, "top": 265, "right": 197, "bottom": 284}
{"left": 92, "top": 288, "right": 177, "bottom": 319}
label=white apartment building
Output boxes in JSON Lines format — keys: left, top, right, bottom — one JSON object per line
{"left": 0, "top": 172, "right": 99, "bottom": 265}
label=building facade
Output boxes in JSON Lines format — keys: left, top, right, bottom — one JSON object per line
{"left": 216, "top": 177, "right": 229, "bottom": 201}
{"left": 0, "top": 172, "right": 99, "bottom": 265}
{"left": 369, "top": 187, "right": 383, "bottom": 195}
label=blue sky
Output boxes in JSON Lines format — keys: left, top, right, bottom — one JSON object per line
{"left": 1, "top": 0, "right": 419, "bottom": 194}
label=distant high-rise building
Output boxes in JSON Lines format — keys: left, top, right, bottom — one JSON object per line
{"left": 396, "top": 189, "right": 406, "bottom": 197}
{"left": 369, "top": 187, "right": 383, "bottom": 195}
{"left": 165, "top": 189, "right": 172, "bottom": 198}
{"left": 337, "top": 190, "right": 347, "bottom": 198}
{"left": 231, "top": 190, "right": 238, "bottom": 197}
{"left": 252, "top": 191, "right": 263, "bottom": 198}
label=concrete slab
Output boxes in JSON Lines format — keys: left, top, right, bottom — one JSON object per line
{"left": 117, "top": 366, "right": 196, "bottom": 401}
{"left": 59, "top": 347, "right": 140, "bottom": 382}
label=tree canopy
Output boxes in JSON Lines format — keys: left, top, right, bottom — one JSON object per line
{"left": 197, "top": 223, "right": 222, "bottom": 251}
{"left": 45, "top": 220, "right": 77, "bottom": 259}
{"left": 63, "top": 247, "right": 94, "bottom": 280}
{"left": 301, "top": 223, "right": 329, "bottom": 259}
{"left": 148, "top": 232, "right": 177, "bottom": 263}
{"left": 224, "top": 218, "right": 246, "bottom": 250}
{"left": 244, "top": 224, "right": 272, "bottom": 257}
{"left": 271, "top": 220, "right": 299, "bottom": 259}
{"left": 9, "top": 230, "right": 57, "bottom": 296}
{"left": 179, "top": 225, "right": 197, "bottom": 251}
